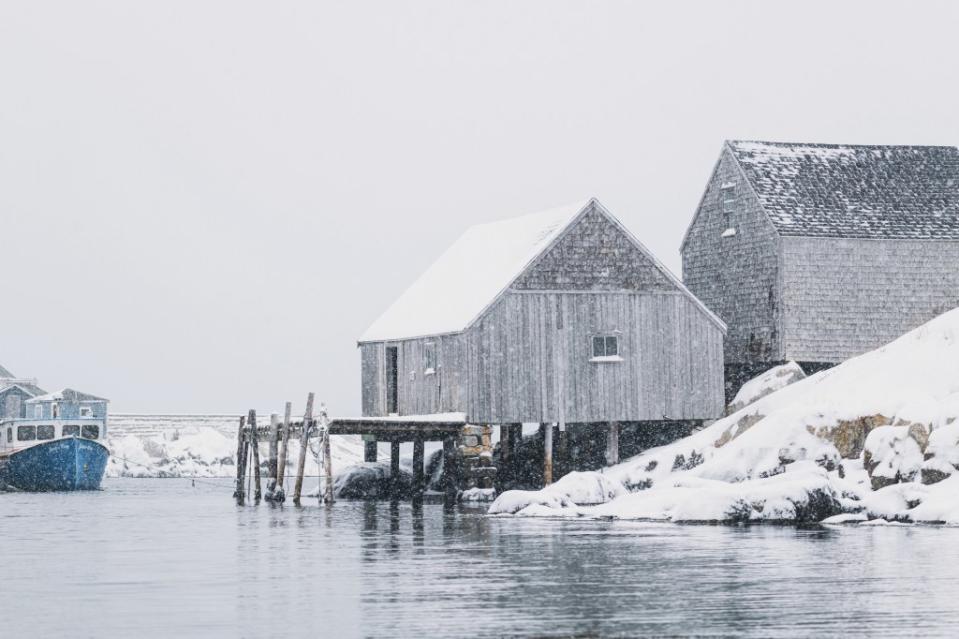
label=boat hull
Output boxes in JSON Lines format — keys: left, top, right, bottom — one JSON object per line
{"left": 0, "top": 437, "right": 109, "bottom": 491}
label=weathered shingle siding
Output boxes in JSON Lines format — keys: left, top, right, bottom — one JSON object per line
{"left": 466, "top": 291, "right": 724, "bottom": 423}
{"left": 360, "top": 335, "right": 467, "bottom": 417}
{"left": 513, "top": 205, "right": 674, "bottom": 291}
{"left": 682, "top": 148, "right": 783, "bottom": 365}
{"left": 781, "top": 237, "right": 959, "bottom": 362}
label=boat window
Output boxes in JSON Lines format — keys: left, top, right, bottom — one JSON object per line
{"left": 6, "top": 427, "right": 11, "bottom": 443}
{"left": 37, "top": 425, "right": 55, "bottom": 440}
{"left": 17, "top": 425, "right": 37, "bottom": 441}
{"left": 80, "top": 406, "right": 92, "bottom": 417}
{"left": 81, "top": 424, "right": 100, "bottom": 440}
{"left": 62, "top": 425, "right": 81, "bottom": 437}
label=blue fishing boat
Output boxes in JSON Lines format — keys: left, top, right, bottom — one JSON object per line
{"left": 0, "top": 375, "right": 110, "bottom": 491}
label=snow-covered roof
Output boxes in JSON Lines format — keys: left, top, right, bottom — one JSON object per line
{"left": 361, "top": 197, "right": 725, "bottom": 342}
{"left": 726, "top": 140, "right": 959, "bottom": 239}
{"left": 26, "top": 388, "right": 108, "bottom": 403}
{"left": 0, "top": 363, "right": 13, "bottom": 378}
{"left": 0, "top": 382, "right": 47, "bottom": 398}
{"left": 359, "top": 199, "right": 592, "bottom": 342}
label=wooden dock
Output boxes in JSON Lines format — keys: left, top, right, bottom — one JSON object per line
{"left": 233, "top": 394, "right": 476, "bottom": 506}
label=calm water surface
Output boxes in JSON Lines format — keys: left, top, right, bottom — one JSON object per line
{"left": 2, "top": 478, "right": 957, "bottom": 638}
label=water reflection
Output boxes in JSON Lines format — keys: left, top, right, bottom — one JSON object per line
{"left": 2, "top": 479, "right": 959, "bottom": 639}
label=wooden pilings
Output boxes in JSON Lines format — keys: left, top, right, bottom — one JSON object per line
{"left": 320, "top": 405, "right": 333, "bottom": 504}
{"left": 266, "top": 413, "right": 279, "bottom": 499}
{"left": 274, "top": 401, "right": 292, "bottom": 502}
{"left": 293, "top": 393, "right": 314, "bottom": 505}
{"left": 606, "top": 421, "right": 620, "bottom": 466}
{"left": 233, "top": 401, "right": 470, "bottom": 505}
{"left": 390, "top": 441, "right": 401, "bottom": 479}
{"left": 233, "top": 415, "right": 247, "bottom": 504}
{"left": 249, "top": 410, "right": 262, "bottom": 503}
{"left": 443, "top": 436, "right": 457, "bottom": 501}
{"left": 543, "top": 422, "right": 553, "bottom": 485}
{"left": 364, "top": 439, "right": 377, "bottom": 462}
{"left": 412, "top": 438, "right": 425, "bottom": 495}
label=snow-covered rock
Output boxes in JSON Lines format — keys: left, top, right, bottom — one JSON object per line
{"left": 862, "top": 426, "right": 923, "bottom": 490}
{"left": 489, "top": 306, "right": 959, "bottom": 524}
{"left": 726, "top": 362, "right": 806, "bottom": 415}
{"left": 332, "top": 462, "right": 413, "bottom": 499}
{"left": 489, "top": 470, "right": 628, "bottom": 515}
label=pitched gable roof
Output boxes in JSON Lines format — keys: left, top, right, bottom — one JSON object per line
{"left": 0, "top": 382, "right": 46, "bottom": 398}
{"left": 726, "top": 140, "right": 959, "bottom": 239}
{"left": 360, "top": 198, "right": 725, "bottom": 343}
{"left": 0, "top": 363, "right": 14, "bottom": 378}
{"left": 360, "top": 199, "right": 590, "bottom": 342}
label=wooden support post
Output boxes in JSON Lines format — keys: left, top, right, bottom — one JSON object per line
{"left": 249, "top": 410, "right": 261, "bottom": 503}
{"left": 558, "top": 423, "right": 569, "bottom": 477}
{"left": 390, "top": 441, "right": 401, "bottom": 481}
{"left": 364, "top": 439, "right": 377, "bottom": 462}
{"left": 293, "top": 392, "right": 314, "bottom": 505}
{"left": 233, "top": 415, "right": 246, "bottom": 504}
{"left": 275, "top": 401, "right": 292, "bottom": 501}
{"left": 443, "top": 436, "right": 457, "bottom": 502}
{"left": 321, "top": 405, "right": 333, "bottom": 504}
{"left": 500, "top": 425, "right": 511, "bottom": 468}
{"left": 266, "top": 413, "right": 279, "bottom": 500}
{"left": 413, "top": 438, "right": 425, "bottom": 495}
{"left": 606, "top": 421, "right": 620, "bottom": 466}
{"left": 510, "top": 424, "right": 522, "bottom": 467}
{"left": 543, "top": 422, "right": 553, "bottom": 486}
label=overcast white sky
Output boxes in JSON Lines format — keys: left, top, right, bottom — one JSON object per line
{"left": 1, "top": 1, "right": 957, "bottom": 414}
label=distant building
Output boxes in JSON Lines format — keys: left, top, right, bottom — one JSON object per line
{"left": 359, "top": 198, "right": 726, "bottom": 437}
{"left": 682, "top": 140, "right": 959, "bottom": 398}
{"left": 0, "top": 364, "right": 46, "bottom": 419}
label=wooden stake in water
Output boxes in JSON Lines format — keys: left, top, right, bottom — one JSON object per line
{"left": 250, "top": 409, "right": 262, "bottom": 503}
{"left": 293, "top": 392, "right": 314, "bottom": 505}
{"left": 266, "top": 412, "right": 279, "bottom": 500}
{"left": 233, "top": 415, "right": 247, "bottom": 504}
{"left": 320, "top": 404, "right": 333, "bottom": 504}
{"left": 275, "top": 401, "right": 292, "bottom": 502}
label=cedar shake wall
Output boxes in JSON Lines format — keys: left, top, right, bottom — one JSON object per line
{"left": 360, "top": 335, "right": 467, "bottom": 417}
{"left": 781, "top": 237, "right": 959, "bottom": 362}
{"left": 466, "top": 291, "right": 725, "bottom": 423}
{"left": 513, "top": 205, "right": 675, "bottom": 291}
{"left": 682, "top": 149, "right": 783, "bottom": 365}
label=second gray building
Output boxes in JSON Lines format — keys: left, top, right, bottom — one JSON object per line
{"left": 682, "top": 140, "right": 959, "bottom": 397}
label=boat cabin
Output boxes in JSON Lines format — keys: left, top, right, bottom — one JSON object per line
{"left": 1, "top": 388, "right": 109, "bottom": 452}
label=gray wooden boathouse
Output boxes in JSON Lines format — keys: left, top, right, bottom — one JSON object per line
{"left": 682, "top": 140, "right": 959, "bottom": 399}
{"left": 358, "top": 198, "right": 726, "bottom": 482}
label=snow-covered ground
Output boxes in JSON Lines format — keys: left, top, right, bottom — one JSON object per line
{"left": 490, "top": 307, "right": 959, "bottom": 525}
{"left": 106, "top": 421, "right": 370, "bottom": 479}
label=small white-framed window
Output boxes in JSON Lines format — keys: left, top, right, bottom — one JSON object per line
{"left": 80, "top": 406, "right": 92, "bottom": 418}
{"left": 720, "top": 182, "right": 737, "bottom": 215}
{"left": 423, "top": 344, "right": 436, "bottom": 376}
{"left": 590, "top": 335, "right": 622, "bottom": 362}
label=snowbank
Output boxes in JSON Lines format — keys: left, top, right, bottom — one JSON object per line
{"left": 489, "top": 307, "right": 959, "bottom": 524}
{"left": 107, "top": 426, "right": 367, "bottom": 479}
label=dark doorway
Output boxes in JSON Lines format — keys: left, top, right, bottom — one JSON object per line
{"left": 386, "top": 346, "right": 398, "bottom": 414}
